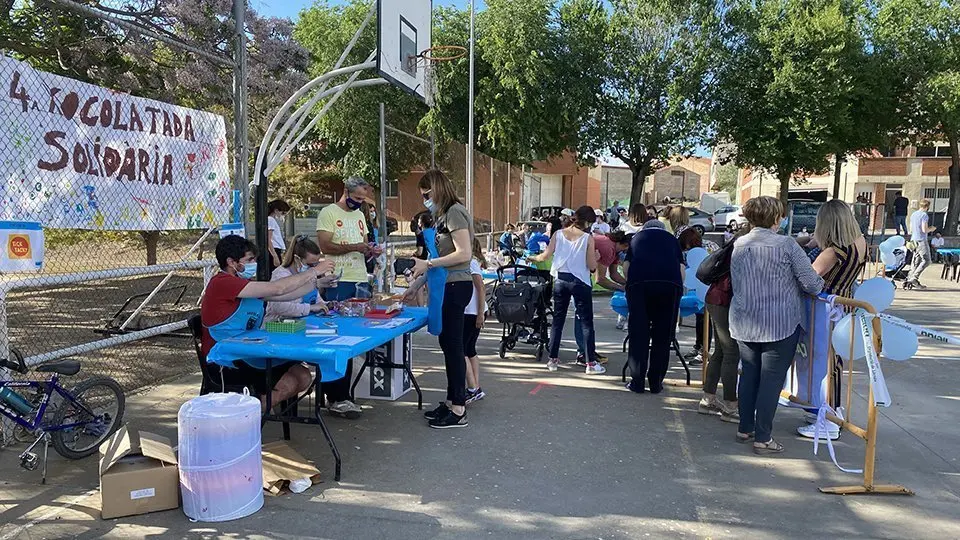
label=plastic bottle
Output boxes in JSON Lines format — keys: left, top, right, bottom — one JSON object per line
{"left": 0, "top": 387, "right": 35, "bottom": 415}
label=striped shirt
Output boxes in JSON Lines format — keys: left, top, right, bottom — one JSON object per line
{"left": 729, "top": 228, "right": 824, "bottom": 343}
{"left": 822, "top": 244, "right": 864, "bottom": 297}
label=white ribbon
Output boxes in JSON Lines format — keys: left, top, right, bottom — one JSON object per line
{"left": 857, "top": 311, "right": 891, "bottom": 407}
{"left": 813, "top": 404, "right": 863, "bottom": 474}
{"left": 875, "top": 313, "right": 960, "bottom": 347}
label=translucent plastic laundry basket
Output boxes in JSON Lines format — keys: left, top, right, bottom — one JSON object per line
{"left": 178, "top": 392, "right": 263, "bottom": 522}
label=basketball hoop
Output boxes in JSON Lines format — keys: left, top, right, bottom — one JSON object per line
{"left": 407, "top": 45, "right": 467, "bottom": 107}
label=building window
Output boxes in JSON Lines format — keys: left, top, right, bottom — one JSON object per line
{"left": 385, "top": 178, "right": 399, "bottom": 198}
{"left": 916, "top": 146, "right": 936, "bottom": 157}
{"left": 938, "top": 188, "right": 950, "bottom": 199}
{"left": 936, "top": 145, "right": 952, "bottom": 157}
{"left": 924, "top": 188, "right": 936, "bottom": 198}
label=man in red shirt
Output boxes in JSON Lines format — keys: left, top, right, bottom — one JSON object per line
{"left": 201, "top": 235, "right": 334, "bottom": 410}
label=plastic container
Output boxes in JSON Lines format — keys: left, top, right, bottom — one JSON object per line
{"left": 178, "top": 392, "right": 263, "bottom": 522}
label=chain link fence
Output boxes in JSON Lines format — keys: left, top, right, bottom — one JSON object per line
{"left": 0, "top": 0, "right": 245, "bottom": 444}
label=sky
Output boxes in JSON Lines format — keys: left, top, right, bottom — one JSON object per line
{"left": 253, "top": 1, "right": 484, "bottom": 21}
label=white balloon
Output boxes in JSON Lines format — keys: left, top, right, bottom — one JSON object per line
{"left": 853, "top": 277, "right": 895, "bottom": 312}
{"left": 832, "top": 314, "right": 866, "bottom": 362}
{"left": 880, "top": 319, "right": 919, "bottom": 361}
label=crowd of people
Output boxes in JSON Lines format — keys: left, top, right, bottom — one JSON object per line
{"left": 201, "top": 171, "right": 942, "bottom": 444}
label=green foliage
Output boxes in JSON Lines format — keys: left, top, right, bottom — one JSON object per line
{"left": 713, "top": 0, "right": 867, "bottom": 203}
{"left": 875, "top": 0, "right": 960, "bottom": 232}
{"left": 565, "top": 0, "right": 717, "bottom": 204}
{"left": 713, "top": 163, "right": 739, "bottom": 198}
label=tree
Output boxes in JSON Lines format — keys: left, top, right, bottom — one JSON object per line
{"left": 874, "top": 0, "right": 960, "bottom": 234}
{"left": 713, "top": 0, "right": 862, "bottom": 204}
{"left": 565, "top": 0, "right": 717, "bottom": 205}
{"left": 713, "top": 163, "right": 739, "bottom": 199}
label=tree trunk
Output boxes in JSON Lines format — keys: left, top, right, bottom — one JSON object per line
{"left": 629, "top": 161, "right": 652, "bottom": 206}
{"left": 832, "top": 153, "right": 844, "bottom": 200}
{"left": 777, "top": 169, "right": 791, "bottom": 206}
{"left": 946, "top": 133, "right": 960, "bottom": 236}
{"left": 140, "top": 231, "right": 159, "bottom": 266}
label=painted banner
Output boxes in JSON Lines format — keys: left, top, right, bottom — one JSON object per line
{"left": 0, "top": 56, "right": 230, "bottom": 231}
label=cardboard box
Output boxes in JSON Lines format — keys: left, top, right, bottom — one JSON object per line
{"left": 351, "top": 334, "right": 413, "bottom": 401}
{"left": 99, "top": 426, "right": 180, "bottom": 519}
{"left": 261, "top": 441, "right": 321, "bottom": 496}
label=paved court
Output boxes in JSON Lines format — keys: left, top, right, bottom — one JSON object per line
{"left": 1, "top": 275, "right": 959, "bottom": 539}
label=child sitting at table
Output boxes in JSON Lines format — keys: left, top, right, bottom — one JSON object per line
{"left": 266, "top": 235, "right": 363, "bottom": 419}
{"left": 201, "top": 235, "right": 334, "bottom": 412}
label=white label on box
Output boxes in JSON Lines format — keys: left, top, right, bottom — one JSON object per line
{"left": 130, "top": 488, "right": 156, "bottom": 500}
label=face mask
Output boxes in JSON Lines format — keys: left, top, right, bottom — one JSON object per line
{"left": 238, "top": 261, "right": 257, "bottom": 279}
{"left": 424, "top": 199, "right": 436, "bottom": 212}
{"left": 345, "top": 197, "right": 363, "bottom": 210}
{"left": 618, "top": 251, "right": 627, "bottom": 262}
{"left": 370, "top": 212, "right": 377, "bottom": 221}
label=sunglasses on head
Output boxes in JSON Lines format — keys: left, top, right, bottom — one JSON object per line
{"left": 421, "top": 190, "right": 432, "bottom": 200}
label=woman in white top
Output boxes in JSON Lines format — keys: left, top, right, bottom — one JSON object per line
{"left": 267, "top": 199, "right": 290, "bottom": 273}
{"left": 530, "top": 206, "right": 603, "bottom": 374}
{"left": 618, "top": 203, "right": 646, "bottom": 234}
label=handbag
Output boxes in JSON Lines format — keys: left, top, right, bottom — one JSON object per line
{"left": 696, "top": 241, "right": 734, "bottom": 285}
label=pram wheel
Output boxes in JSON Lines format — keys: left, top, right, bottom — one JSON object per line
{"left": 499, "top": 341, "right": 507, "bottom": 359}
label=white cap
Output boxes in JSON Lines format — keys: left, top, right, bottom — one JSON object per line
{"left": 560, "top": 208, "right": 574, "bottom": 217}
{"left": 594, "top": 208, "right": 603, "bottom": 216}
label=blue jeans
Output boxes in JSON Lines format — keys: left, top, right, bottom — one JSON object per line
{"left": 894, "top": 215, "right": 907, "bottom": 236}
{"left": 737, "top": 327, "right": 801, "bottom": 443}
{"left": 548, "top": 273, "right": 596, "bottom": 363}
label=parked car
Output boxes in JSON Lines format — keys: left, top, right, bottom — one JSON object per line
{"left": 528, "top": 206, "right": 566, "bottom": 220}
{"left": 656, "top": 206, "right": 715, "bottom": 234}
{"left": 786, "top": 200, "right": 822, "bottom": 235}
{"left": 713, "top": 205, "right": 748, "bottom": 229}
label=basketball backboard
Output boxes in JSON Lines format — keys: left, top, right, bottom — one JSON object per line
{"left": 377, "top": 0, "right": 432, "bottom": 102}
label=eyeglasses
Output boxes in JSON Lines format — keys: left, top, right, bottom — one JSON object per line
{"left": 421, "top": 190, "right": 432, "bottom": 200}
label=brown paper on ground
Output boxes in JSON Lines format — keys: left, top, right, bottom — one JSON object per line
{"left": 261, "top": 441, "right": 321, "bottom": 496}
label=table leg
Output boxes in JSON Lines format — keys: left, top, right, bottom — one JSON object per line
{"left": 403, "top": 333, "right": 423, "bottom": 410}
{"left": 672, "top": 338, "right": 691, "bottom": 386}
{"left": 350, "top": 353, "right": 371, "bottom": 402}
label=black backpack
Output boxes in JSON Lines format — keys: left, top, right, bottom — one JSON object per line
{"left": 493, "top": 281, "right": 538, "bottom": 324}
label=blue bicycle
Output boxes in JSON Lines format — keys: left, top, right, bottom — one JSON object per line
{"left": 0, "top": 349, "right": 124, "bottom": 483}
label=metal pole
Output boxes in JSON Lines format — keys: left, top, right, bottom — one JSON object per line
{"left": 490, "top": 155, "right": 495, "bottom": 231}
{"left": 233, "top": 0, "right": 249, "bottom": 225}
{"left": 466, "top": 0, "right": 476, "bottom": 214}
{"left": 255, "top": 154, "right": 270, "bottom": 281}
{"left": 379, "top": 103, "right": 388, "bottom": 293}
{"left": 932, "top": 174, "right": 940, "bottom": 225}
{"left": 506, "top": 163, "right": 512, "bottom": 225}
{"left": 430, "top": 129, "right": 436, "bottom": 169}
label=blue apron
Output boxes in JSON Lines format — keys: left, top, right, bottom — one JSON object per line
{"left": 422, "top": 227, "right": 446, "bottom": 336}
{"left": 206, "top": 297, "right": 265, "bottom": 368}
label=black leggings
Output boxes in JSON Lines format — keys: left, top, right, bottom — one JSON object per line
{"left": 463, "top": 315, "right": 481, "bottom": 358}
{"left": 439, "top": 281, "right": 473, "bottom": 406}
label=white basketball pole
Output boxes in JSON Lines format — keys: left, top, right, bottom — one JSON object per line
{"left": 466, "top": 0, "right": 476, "bottom": 214}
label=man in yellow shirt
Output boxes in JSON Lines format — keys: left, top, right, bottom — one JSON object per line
{"left": 316, "top": 176, "right": 381, "bottom": 301}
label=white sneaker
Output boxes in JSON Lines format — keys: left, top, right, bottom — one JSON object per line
{"left": 328, "top": 400, "right": 362, "bottom": 419}
{"left": 546, "top": 359, "right": 560, "bottom": 371}
{"left": 798, "top": 421, "right": 839, "bottom": 440}
{"left": 585, "top": 362, "right": 606, "bottom": 375}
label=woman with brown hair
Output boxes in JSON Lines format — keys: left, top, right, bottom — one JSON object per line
{"left": 404, "top": 170, "right": 476, "bottom": 429}
{"left": 619, "top": 203, "right": 649, "bottom": 234}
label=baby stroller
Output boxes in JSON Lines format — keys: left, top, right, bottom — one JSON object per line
{"left": 492, "top": 264, "right": 553, "bottom": 362}
{"left": 883, "top": 246, "right": 912, "bottom": 288}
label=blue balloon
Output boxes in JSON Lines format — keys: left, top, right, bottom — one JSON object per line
{"left": 880, "top": 319, "right": 918, "bottom": 361}
{"left": 853, "top": 277, "right": 895, "bottom": 312}
{"left": 832, "top": 314, "right": 866, "bottom": 361}
{"left": 684, "top": 247, "right": 709, "bottom": 291}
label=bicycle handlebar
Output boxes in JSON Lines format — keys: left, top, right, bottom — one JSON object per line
{"left": 0, "top": 348, "right": 28, "bottom": 374}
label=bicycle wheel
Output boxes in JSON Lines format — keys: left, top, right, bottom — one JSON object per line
{"left": 51, "top": 376, "right": 125, "bottom": 460}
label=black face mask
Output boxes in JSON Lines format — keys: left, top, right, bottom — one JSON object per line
{"left": 345, "top": 197, "right": 363, "bottom": 210}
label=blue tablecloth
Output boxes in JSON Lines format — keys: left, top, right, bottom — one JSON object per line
{"left": 610, "top": 291, "right": 703, "bottom": 318}
{"left": 207, "top": 307, "right": 429, "bottom": 382}
{"left": 937, "top": 247, "right": 960, "bottom": 256}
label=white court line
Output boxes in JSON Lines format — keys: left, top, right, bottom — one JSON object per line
{"left": 0, "top": 488, "right": 99, "bottom": 540}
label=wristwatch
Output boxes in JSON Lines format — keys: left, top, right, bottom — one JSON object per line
{"left": 426, "top": 260, "right": 434, "bottom": 269}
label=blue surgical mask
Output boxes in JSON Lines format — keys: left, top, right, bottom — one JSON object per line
{"left": 239, "top": 262, "right": 257, "bottom": 279}
{"left": 618, "top": 251, "right": 627, "bottom": 262}
{"left": 424, "top": 199, "right": 436, "bottom": 213}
